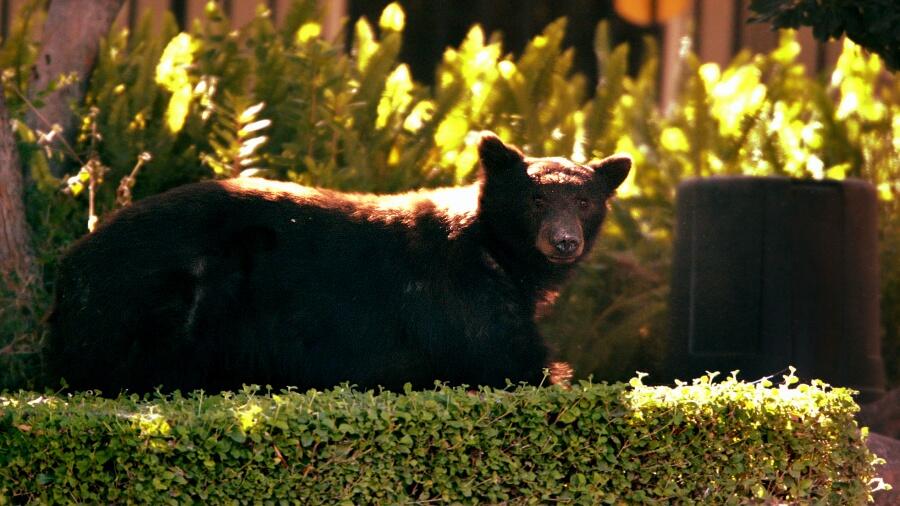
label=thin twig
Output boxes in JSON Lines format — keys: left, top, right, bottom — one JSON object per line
{"left": 3, "top": 77, "right": 85, "bottom": 166}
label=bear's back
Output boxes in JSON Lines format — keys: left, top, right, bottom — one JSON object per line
{"left": 46, "top": 178, "right": 495, "bottom": 393}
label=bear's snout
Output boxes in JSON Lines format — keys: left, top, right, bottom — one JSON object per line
{"left": 552, "top": 234, "right": 582, "bottom": 256}
{"left": 537, "top": 219, "right": 584, "bottom": 263}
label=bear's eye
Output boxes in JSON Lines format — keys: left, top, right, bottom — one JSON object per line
{"left": 578, "top": 198, "right": 590, "bottom": 209}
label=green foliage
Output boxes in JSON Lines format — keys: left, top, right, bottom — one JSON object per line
{"left": 83, "top": 10, "right": 206, "bottom": 199}
{"left": 1, "top": 1, "right": 899, "bottom": 388}
{"left": 201, "top": 96, "right": 271, "bottom": 177}
{"left": 0, "top": 374, "right": 884, "bottom": 503}
{"left": 749, "top": 0, "right": 900, "bottom": 71}
{"left": 544, "top": 30, "right": 900, "bottom": 385}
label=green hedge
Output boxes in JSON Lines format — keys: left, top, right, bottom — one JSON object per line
{"left": 0, "top": 373, "right": 883, "bottom": 504}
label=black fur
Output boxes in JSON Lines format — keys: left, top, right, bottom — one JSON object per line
{"left": 45, "top": 133, "right": 631, "bottom": 393}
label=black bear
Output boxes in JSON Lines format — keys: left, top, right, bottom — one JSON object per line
{"left": 45, "top": 133, "right": 631, "bottom": 394}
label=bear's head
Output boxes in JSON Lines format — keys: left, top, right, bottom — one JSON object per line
{"left": 477, "top": 132, "right": 631, "bottom": 269}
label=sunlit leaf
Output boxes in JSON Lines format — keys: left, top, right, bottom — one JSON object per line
{"left": 354, "top": 18, "right": 377, "bottom": 73}
{"left": 834, "top": 39, "right": 886, "bottom": 121}
{"left": 698, "top": 63, "right": 720, "bottom": 88}
{"left": 708, "top": 65, "right": 767, "bottom": 137}
{"left": 239, "top": 136, "right": 267, "bottom": 158}
{"left": 376, "top": 64, "right": 413, "bottom": 129}
{"left": 434, "top": 115, "right": 468, "bottom": 150}
{"left": 378, "top": 2, "right": 405, "bottom": 32}
{"left": 660, "top": 127, "right": 688, "bottom": 152}
{"left": 806, "top": 155, "right": 824, "bottom": 179}
{"left": 825, "top": 163, "right": 849, "bottom": 180}
{"left": 234, "top": 403, "right": 263, "bottom": 432}
{"left": 612, "top": 136, "right": 640, "bottom": 198}
{"left": 454, "top": 143, "right": 479, "bottom": 183}
{"left": 238, "top": 102, "right": 266, "bottom": 124}
{"left": 156, "top": 33, "right": 197, "bottom": 133}
{"left": 771, "top": 30, "right": 801, "bottom": 64}
{"left": 67, "top": 178, "right": 84, "bottom": 196}
{"left": 164, "top": 84, "right": 192, "bottom": 133}
{"left": 498, "top": 60, "right": 516, "bottom": 80}
{"left": 403, "top": 100, "right": 435, "bottom": 132}
{"left": 155, "top": 33, "right": 196, "bottom": 92}
{"left": 131, "top": 411, "right": 172, "bottom": 437}
{"left": 296, "top": 21, "right": 321, "bottom": 44}
{"left": 239, "top": 119, "right": 272, "bottom": 137}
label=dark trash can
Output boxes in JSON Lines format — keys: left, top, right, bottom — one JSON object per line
{"left": 666, "top": 176, "right": 885, "bottom": 402}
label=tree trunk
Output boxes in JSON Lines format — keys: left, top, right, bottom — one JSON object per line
{"left": 26, "top": 0, "right": 125, "bottom": 177}
{"left": 0, "top": 93, "right": 36, "bottom": 285}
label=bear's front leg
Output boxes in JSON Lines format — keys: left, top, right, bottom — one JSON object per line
{"left": 440, "top": 324, "right": 551, "bottom": 389}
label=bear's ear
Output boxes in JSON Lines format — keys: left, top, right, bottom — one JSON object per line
{"left": 478, "top": 131, "right": 524, "bottom": 174}
{"left": 588, "top": 155, "right": 632, "bottom": 192}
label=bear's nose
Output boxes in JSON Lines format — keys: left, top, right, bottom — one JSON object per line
{"left": 553, "top": 236, "right": 581, "bottom": 256}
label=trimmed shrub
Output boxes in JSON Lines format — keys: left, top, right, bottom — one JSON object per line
{"left": 0, "top": 373, "right": 884, "bottom": 504}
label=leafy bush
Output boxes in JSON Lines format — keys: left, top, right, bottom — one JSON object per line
{"left": 1, "top": 1, "right": 898, "bottom": 388}
{"left": 0, "top": 373, "right": 885, "bottom": 503}
{"left": 749, "top": 0, "right": 900, "bottom": 71}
